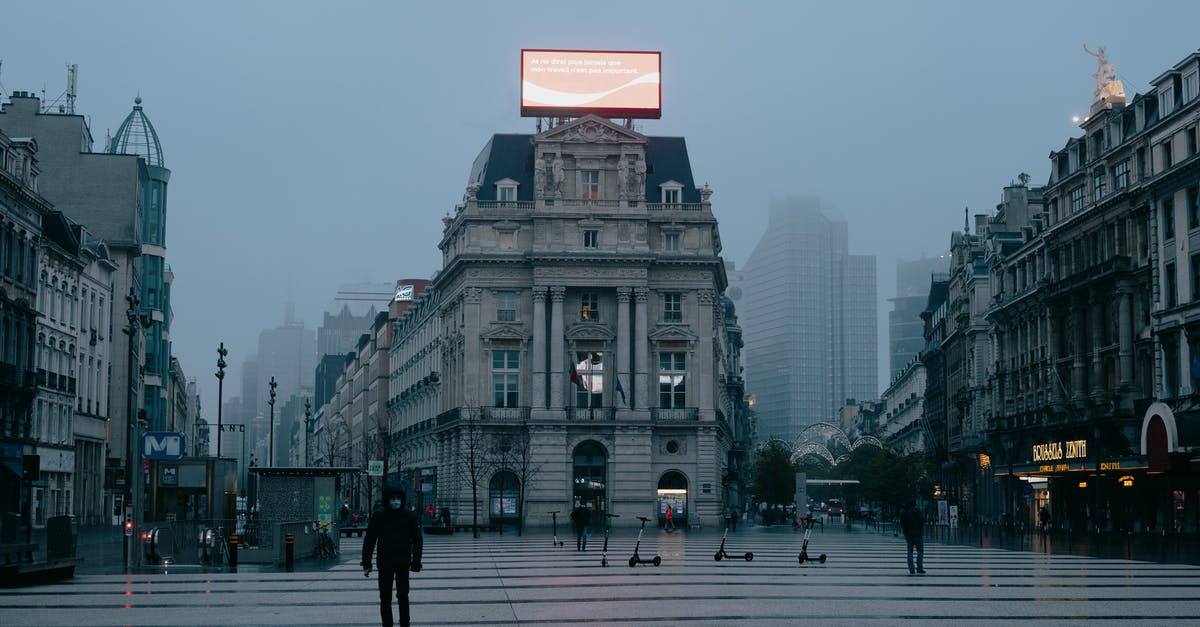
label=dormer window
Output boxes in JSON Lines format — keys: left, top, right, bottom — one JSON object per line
{"left": 495, "top": 178, "right": 518, "bottom": 203}
{"left": 660, "top": 180, "right": 683, "bottom": 204}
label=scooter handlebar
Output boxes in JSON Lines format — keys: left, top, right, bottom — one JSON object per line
{"left": 636, "top": 516, "right": 651, "bottom": 522}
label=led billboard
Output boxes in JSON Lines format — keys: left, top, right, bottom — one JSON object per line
{"left": 521, "top": 49, "right": 661, "bottom": 119}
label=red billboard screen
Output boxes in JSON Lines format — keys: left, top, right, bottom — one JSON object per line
{"left": 521, "top": 49, "right": 661, "bottom": 119}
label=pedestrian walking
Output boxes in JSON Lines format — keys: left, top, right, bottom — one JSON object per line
{"left": 341, "top": 503, "right": 350, "bottom": 525}
{"left": 1038, "top": 505, "right": 1051, "bottom": 532}
{"left": 571, "top": 502, "right": 591, "bottom": 551}
{"left": 727, "top": 506, "right": 738, "bottom": 532}
{"left": 362, "top": 485, "right": 423, "bottom": 627}
{"left": 899, "top": 500, "right": 925, "bottom": 575}
{"left": 665, "top": 504, "right": 675, "bottom": 532}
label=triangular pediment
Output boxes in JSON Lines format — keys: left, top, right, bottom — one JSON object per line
{"left": 565, "top": 322, "right": 615, "bottom": 341}
{"left": 648, "top": 324, "right": 698, "bottom": 343}
{"left": 481, "top": 323, "right": 530, "bottom": 341}
{"left": 536, "top": 114, "right": 646, "bottom": 144}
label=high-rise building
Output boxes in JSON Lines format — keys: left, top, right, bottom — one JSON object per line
{"left": 253, "top": 307, "right": 316, "bottom": 465}
{"left": 317, "top": 283, "right": 393, "bottom": 357}
{"left": 732, "top": 196, "right": 877, "bottom": 443}
{"left": 108, "top": 98, "right": 173, "bottom": 432}
{"left": 889, "top": 255, "right": 949, "bottom": 380}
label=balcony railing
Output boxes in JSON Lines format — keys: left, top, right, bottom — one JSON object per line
{"left": 651, "top": 408, "right": 698, "bottom": 422}
{"left": 480, "top": 406, "right": 530, "bottom": 422}
{"left": 646, "top": 203, "right": 706, "bottom": 212}
{"left": 565, "top": 406, "right": 615, "bottom": 421}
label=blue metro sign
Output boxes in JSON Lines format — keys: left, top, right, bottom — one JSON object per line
{"left": 142, "top": 432, "right": 185, "bottom": 460}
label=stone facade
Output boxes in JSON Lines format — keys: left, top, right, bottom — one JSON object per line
{"left": 386, "top": 116, "right": 744, "bottom": 529}
{"left": 0, "top": 128, "right": 46, "bottom": 537}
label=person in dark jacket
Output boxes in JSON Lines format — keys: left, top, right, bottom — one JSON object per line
{"left": 570, "top": 502, "right": 591, "bottom": 551}
{"left": 899, "top": 500, "right": 925, "bottom": 575}
{"left": 362, "top": 485, "right": 423, "bottom": 627}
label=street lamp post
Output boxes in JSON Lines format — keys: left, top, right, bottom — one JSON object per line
{"left": 304, "top": 398, "right": 313, "bottom": 467}
{"left": 267, "top": 376, "right": 277, "bottom": 467}
{"left": 215, "top": 342, "right": 227, "bottom": 457}
{"left": 121, "top": 287, "right": 149, "bottom": 571}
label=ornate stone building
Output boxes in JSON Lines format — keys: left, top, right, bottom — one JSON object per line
{"left": 987, "top": 49, "right": 1160, "bottom": 532}
{"left": 0, "top": 128, "right": 46, "bottom": 536}
{"left": 388, "top": 115, "right": 745, "bottom": 528}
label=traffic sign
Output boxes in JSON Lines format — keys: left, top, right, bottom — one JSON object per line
{"left": 367, "top": 460, "right": 384, "bottom": 476}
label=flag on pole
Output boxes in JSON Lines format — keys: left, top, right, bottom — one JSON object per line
{"left": 615, "top": 376, "right": 627, "bottom": 406}
{"left": 569, "top": 364, "right": 585, "bottom": 389}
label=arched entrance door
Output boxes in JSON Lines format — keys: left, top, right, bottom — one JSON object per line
{"left": 572, "top": 442, "right": 607, "bottom": 523}
{"left": 489, "top": 471, "right": 519, "bottom": 527}
{"left": 657, "top": 471, "right": 688, "bottom": 527}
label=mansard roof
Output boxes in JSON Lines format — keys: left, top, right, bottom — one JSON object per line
{"left": 468, "top": 120, "right": 700, "bottom": 203}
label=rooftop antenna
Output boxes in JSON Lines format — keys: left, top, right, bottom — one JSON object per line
{"left": 0, "top": 60, "right": 7, "bottom": 97}
{"left": 65, "top": 63, "right": 77, "bottom": 114}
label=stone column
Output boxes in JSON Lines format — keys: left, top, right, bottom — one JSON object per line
{"left": 549, "top": 286, "right": 566, "bottom": 409}
{"left": 1090, "top": 293, "right": 1105, "bottom": 399}
{"left": 532, "top": 287, "right": 548, "bottom": 409}
{"left": 463, "top": 288, "right": 481, "bottom": 407}
{"left": 696, "top": 290, "right": 717, "bottom": 420}
{"left": 1117, "top": 282, "right": 1134, "bottom": 391}
{"left": 1182, "top": 333, "right": 1194, "bottom": 396}
{"left": 616, "top": 287, "right": 631, "bottom": 413}
{"left": 1071, "top": 300, "right": 1087, "bottom": 402}
{"left": 1047, "top": 307, "right": 1062, "bottom": 404}
{"left": 634, "top": 287, "right": 650, "bottom": 410}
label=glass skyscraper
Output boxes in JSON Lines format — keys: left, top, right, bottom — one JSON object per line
{"left": 732, "top": 196, "right": 877, "bottom": 444}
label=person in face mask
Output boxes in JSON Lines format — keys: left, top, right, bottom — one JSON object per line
{"left": 362, "top": 485, "right": 423, "bottom": 627}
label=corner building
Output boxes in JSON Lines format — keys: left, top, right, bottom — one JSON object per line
{"left": 391, "top": 115, "right": 745, "bottom": 528}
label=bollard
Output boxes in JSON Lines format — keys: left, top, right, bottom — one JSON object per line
{"left": 228, "top": 534, "right": 238, "bottom": 568}
{"left": 284, "top": 533, "right": 295, "bottom": 571}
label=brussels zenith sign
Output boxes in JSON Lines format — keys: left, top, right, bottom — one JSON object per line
{"left": 521, "top": 49, "right": 661, "bottom": 119}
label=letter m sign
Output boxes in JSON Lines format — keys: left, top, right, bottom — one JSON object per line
{"left": 142, "top": 432, "right": 185, "bottom": 460}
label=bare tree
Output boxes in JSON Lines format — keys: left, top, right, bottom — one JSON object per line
{"left": 492, "top": 424, "right": 541, "bottom": 536}
{"left": 451, "top": 407, "right": 495, "bottom": 538}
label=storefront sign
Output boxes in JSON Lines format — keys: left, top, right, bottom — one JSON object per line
{"left": 1032, "top": 439, "right": 1087, "bottom": 462}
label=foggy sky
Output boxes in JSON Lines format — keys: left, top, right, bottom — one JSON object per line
{"left": 3, "top": 0, "right": 1196, "bottom": 420}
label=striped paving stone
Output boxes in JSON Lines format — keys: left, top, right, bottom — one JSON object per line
{"left": 3, "top": 527, "right": 1199, "bottom": 626}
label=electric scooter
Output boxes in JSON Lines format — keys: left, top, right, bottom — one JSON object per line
{"left": 628, "top": 516, "right": 661, "bottom": 567}
{"left": 714, "top": 517, "right": 753, "bottom": 561}
{"left": 600, "top": 513, "right": 620, "bottom": 566}
{"left": 797, "top": 515, "right": 827, "bottom": 565}
{"left": 549, "top": 511, "right": 564, "bottom": 547}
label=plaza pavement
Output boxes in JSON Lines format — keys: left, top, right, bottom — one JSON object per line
{"left": 4, "top": 524, "right": 1200, "bottom": 626}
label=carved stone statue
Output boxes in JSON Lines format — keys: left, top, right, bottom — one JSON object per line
{"left": 1085, "top": 45, "right": 1125, "bottom": 107}
{"left": 632, "top": 159, "right": 646, "bottom": 198}
{"left": 617, "top": 159, "right": 629, "bottom": 199}
{"left": 534, "top": 156, "right": 546, "bottom": 197}
{"left": 552, "top": 156, "right": 564, "bottom": 198}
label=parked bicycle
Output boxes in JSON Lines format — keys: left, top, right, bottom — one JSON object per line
{"left": 315, "top": 530, "right": 338, "bottom": 560}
